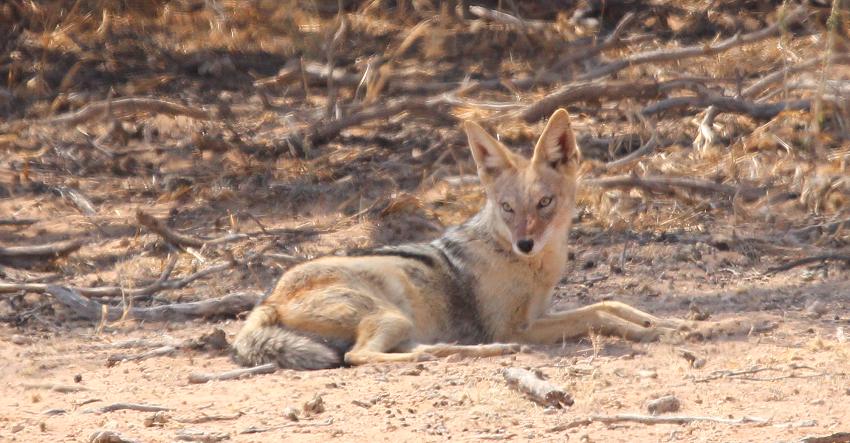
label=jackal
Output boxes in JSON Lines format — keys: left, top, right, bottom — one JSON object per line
{"left": 232, "top": 109, "right": 693, "bottom": 370}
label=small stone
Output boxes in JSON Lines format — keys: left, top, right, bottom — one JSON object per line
{"left": 646, "top": 395, "right": 681, "bottom": 415}
{"left": 283, "top": 406, "right": 300, "bottom": 421}
{"left": 303, "top": 394, "right": 325, "bottom": 415}
{"left": 806, "top": 300, "right": 828, "bottom": 318}
{"left": 637, "top": 369, "right": 658, "bottom": 379}
{"left": 11, "top": 334, "right": 31, "bottom": 345}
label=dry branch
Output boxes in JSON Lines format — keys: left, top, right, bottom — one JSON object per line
{"left": 137, "top": 211, "right": 247, "bottom": 250}
{"left": 468, "top": 5, "right": 548, "bottom": 31}
{"left": 578, "top": 6, "right": 807, "bottom": 81}
{"left": 304, "top": 98, "right": 455, "bottom": 148}
{"left": 566, "top": 413, "right": 768, "bottom": 428}
{"left": 95, "top": 403, "right": 172, "bottom": 414}
{"left": 766, "top": 254, "right": 850, "bottom": 274}
{"left": 584, "top": 175, "right": 766, "bottom": 200}
{"left": 0, "top": 218, "right": 37, "bottom": 226}
{"left": 743, "top": 54, "right": 850, "bottom": 98}
{"left": 254, "top": 60, "right": 361, "bottom": 90}
{"left": 502, "top": 368, "right": 573, "bottom": 408}
{"left": 551, "top": 12, "right": 639, "bottom": 71}
{"left": 641, "top": 95, "right": 811, "bottom": 120}
{"left": 22, "top": 382, "right": 90, "bottom": 393}
{"left": 5, "top": 284, "right": 260, "bottom": 322}
{"left": 47, "top": 98, "right": 211, "bottom": 126}
{"left": 799, "top": 432, "right": 850, "bottom": 443}
{"left": 106, "top": 345, "right": 177, "bottom": 367}
{"left": 188, "top": 363, "right": 277, "bottom": 384}
{"left": 522, "top": 78, "right": 708, "bottom": 122}
{"left": 0, "top": 239, "right": 83, "bottom": 261}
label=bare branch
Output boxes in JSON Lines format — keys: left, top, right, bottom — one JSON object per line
{"left": 468, "top": 5, "right": 548, "bottom": 31}
{"left": 578, "top": 6, "right": 808, "bottom": 81}
{"left": 584, "top": 175, "right": 767, "bottom": 200}
{"left": 502, "top": 368, "right": 573, "bottom": 408}
{"left": 641, "top": 95, "right": 811, "bottom": 120}
{"left": 0, "top": 239, "right": 83, "bottom": 261}
{"left": 46, "top": 97, "right": 212, "bottom": 127}
{"left": 188, "top": 363, "right": 277, "bottom": 384}
{"left": 766, "top": 254, "right": 850, "bottom": 274}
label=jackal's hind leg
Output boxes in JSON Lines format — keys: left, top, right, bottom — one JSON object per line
{"left": 343, "top": 312, "right": 431, "bottom": 365}
{"left": 589, "top": 301, "right": 695, "bottom": 330}
{"left": 406, "top": 342, "right": 520, "bottom": 358}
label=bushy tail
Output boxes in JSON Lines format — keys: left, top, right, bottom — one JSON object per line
{"left": 232, "top": 305, "right": 341, "bottom": 370}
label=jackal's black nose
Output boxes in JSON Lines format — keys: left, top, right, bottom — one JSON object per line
{"left": 517, "top": 239, "right": 534, "bottom": 253}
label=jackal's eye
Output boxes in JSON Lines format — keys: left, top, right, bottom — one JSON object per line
{"left": 538, "top": 196, "right": 553, "bottom": 208}
{"left": 500, "top": 202, "right": 514, "bottom": 213}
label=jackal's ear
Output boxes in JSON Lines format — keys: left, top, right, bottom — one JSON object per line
{"left": 532, "top": 108, "right": 581, "bottom": 172}
{"left": 464, "top": 120, "right": 514, "bottom": 183}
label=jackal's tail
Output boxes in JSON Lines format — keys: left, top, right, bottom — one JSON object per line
{"left": 231, "top": 305, "right": 342, "bottom": 370}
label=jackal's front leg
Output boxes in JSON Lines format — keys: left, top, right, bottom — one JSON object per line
{"left": 518, "top": 301, "right": 683, "bottom": 343}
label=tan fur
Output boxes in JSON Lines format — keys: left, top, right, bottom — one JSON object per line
{"left": 232, "top": 109, "right": 712, "bottom": 369}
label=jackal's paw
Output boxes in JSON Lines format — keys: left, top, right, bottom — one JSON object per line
{"left": 683, "top": 317, "right": 779, "bottom": 341}
{"left": 413, "top": 352, "right": 437, "bottom": 362}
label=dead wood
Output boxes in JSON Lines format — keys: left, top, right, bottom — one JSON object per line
{"left": 743, "top": 54, "right": 850, "bottom": 98}
{"left": 578, "top": 6, "right": 807, "bottom": 81}
{"left": 136, "top": 210, "right": 244, "bottom": 249}
{"left": 106, "top": 345, "right": 177, "bottom": 367}
{"left": 584, "top": 175, "right": 767, "bottom": 200}
{"left": 175, "top": 429, "right": 229, "bottom": 442}
{"left": 641, "top": 94, "right": 811, "bottom": 120}
{"left": 799, "top": 432, "right": 850, "bottom": 443}
{"left": 46, "top": 97, "right": 212, "bottom": 127}
{"left": 0, "top": 218, "right": 37, "bottom": 226}
{"left": 502, "top": 367, "right": 573, "bottom": 408}
{"left": 174, "top": 412, "right": 243, "bottom": 424}
{"left": 303, "top": 98, "right": 455, "bottom": 148}
{"left": 54, "top": 185, "right": 97, "bottom": 215}
{"left": 551, "top": 12, "right": 640, "bottom": 72}
{"left": 565, "top": 413, "right": 768, "bottom": 428}
{"left": 89, "top": 430, "right": 140, "bottom": 443}
{"left": 22, "top": 382, "right": 90, "bottom": 393}
{"left": 253, "top": 60, "right": 361, "bottom": 90}
{"left": 0, "top": 239, "right": 83, "bottom": 262}
{"left": 188, "top": 363, "right": 277, "bottom": 384}
{"left": 765, "top": 254, "right": 850, "bottom": 274}
{"left": 521, "top": 78, "right": 708, "bottom": 123}
{"left": 26, "top": 285, "right": 259, "bottom": 322}
{"left": 603, "top": 134, "right": 659, "bottom": 170}
{"left": 94, "top": 403, "right": 172, "bottom": 414}
{"left": 468, "top": 5, "right": 548, "bottom": 32}
{"left": 693, "top": 364, "right": 824, "bottom": 383}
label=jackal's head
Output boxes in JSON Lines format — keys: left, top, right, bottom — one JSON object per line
{"left": 464, "top": 109, "right": 581, "bottom": 257}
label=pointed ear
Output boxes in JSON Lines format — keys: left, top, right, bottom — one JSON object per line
{"left": 532, "top": 108, "right": 581, "bottom": 172}
{"left": 464, "top": 120, "right": 515, "bottom": 183}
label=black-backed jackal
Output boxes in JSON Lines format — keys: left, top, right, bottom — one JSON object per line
{"left": 233, "top": 109, "right": 709, "bottom": 369}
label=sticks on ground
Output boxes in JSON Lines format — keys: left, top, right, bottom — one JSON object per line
{"left": 188, "top": 363, "right": 277, "bottom": 384}
{"left": 47, "top": 97, "right": 211, "bottom": 127}
{"left": 94, "top": 403, "right": 172, "bottom": 414}
{"left": 136, "top": 210, "right": 247, "bottom": 249}
{"left": 766, "top": 254, "right": 850, "bottom": 274}
{"left": 4, "top": 284, "right": 260, "bottom": 322}
{"left": 522, "top": 78, "right": 708, "bottom": 123}
{"left": 0, "top": 239, "right": 83, "bottom": 262}
{"left": 578, "top": 6, "right": 807, "bottom": 81}
{"left": 502, "top": 368, "right": 573, "bottom": 408}
{"left": 106, "top": 345, "right": 177, "bottom": 367}
{"left": 565, "top": 413, "right": 768, "bottom": 429}
{"left": 641, "top": 95, "right": 811, "bottom": 120}
{"left": 584, "top": 175, "right": 767, "bottom": 200}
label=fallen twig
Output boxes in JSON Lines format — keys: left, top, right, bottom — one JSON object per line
{"left": 7, "top": 284, "right": 260, "bottom": 322}
{"left": 522, "top": 78, "right": 709, "bottom": 123}
{"left": 551, "top": 12, "right": 640, "bottom": 71}
{"left": 175, "top": 429, "right": 229, "bottom": 442}
{"left": 46, "top": 97, "right": 211, "bottom": 127}
{"left": 0, "top": 239, "right": 83, "bottom": 262}
{"left": 188, "top": 363, "right": 277, "bottom": 384}
{"left": 564, "top": 413, "right": 768, "bottom": 429}
{"left": 136, "top": 210, "right": 247, "bottom": 249}
{"left": 641, "top": 94, "right": 811, "bottom": 120}
{"left": 94, "top": 403, "right": 172, "bottom": 414}
{"left": 468, "top": 5, "right": 548, "bottom": 32}
{"left": 798, "top": 432, "right": 850, "bottom": 443}
{"left": 694, "top": 364, "right": 825, "bottom": 383}
{"left": 578, "top": 6, "right": 807, "bottom": 81}
{"left": 88, "top": 430, "right": 140, "bottom": 443}
{"left": 106, "top": 345, "right": 177, "bottom": 367}
{"left": 22, "top": 382, "right": 90, "bottom": 393}
{"left": 584, "top": 175, "right": 766, "bottom": 200}
{"left": 0, "top": 218, "right": 38, "bottom": 226}
{"left": 174, "top": 412, "right": 243, "bottom": 424}
{"left": 766, "top": 254, "right": 850, "bottom": 274}
{"left": 502, "top": 367, "right": 573, "bottom": 408}
{"left": 743, "top": 54, "right": 850, "bottom": 98}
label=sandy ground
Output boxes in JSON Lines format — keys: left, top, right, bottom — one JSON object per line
{"left": 3, "top": 239, "right": 849, "bottom": 443}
